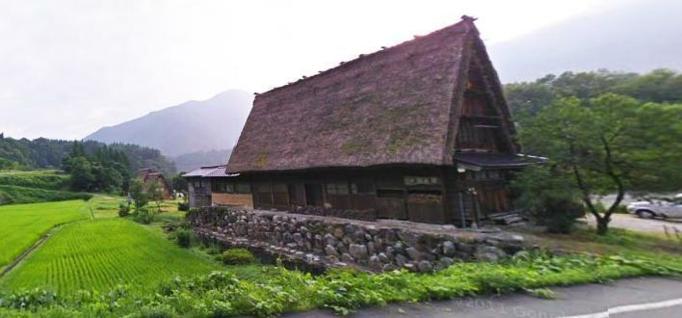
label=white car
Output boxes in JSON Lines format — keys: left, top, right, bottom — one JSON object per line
{"left": 627, "top": 199, "right": 682, "bottom": 219}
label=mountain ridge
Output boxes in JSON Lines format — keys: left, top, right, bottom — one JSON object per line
{"left": 85, "top": 90, "right": 253, "bottom": 158}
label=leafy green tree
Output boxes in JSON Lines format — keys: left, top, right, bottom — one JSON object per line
{"left": 171, "top": 173, "right": 188, "bottom": 193}
{"left": 129, "top": 178, "right": 149, "bottom": 210}
{"left": 520, "top": 94, "right": 682, "bottom": 234}
{"left": 147, "top": 179, "right": 165, "bottom": 213}
{"left": 64, "top": 156, "right": 96, "bottom": 191}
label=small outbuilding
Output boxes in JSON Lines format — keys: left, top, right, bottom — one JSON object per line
{"left": 184, "top": 165, "right": 252, "bottom": 209}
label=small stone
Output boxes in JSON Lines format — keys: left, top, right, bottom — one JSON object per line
{"left": 333, "top": 226, "right": 345, "bottom": 239}
{"left": 442, "top": 241, "right": 456, "bottom": 257}
{"left": 341, "top": 253, "right": 355, "bottom": 263}
{"left": 367, "top": 242, "right": 376, "bottom": 255}
{"left": 324, "top": 233, "right": 337, "bottom": 246}
{"left": 349, "top": 244, "right": 368, "bottom": 260}
{"left": 368, "top": 255, "right": 382, "bottom": 270}
{"left": 475, "top": 245, "right": 506, "bottom": 262}
{"left": 382, "top": 263, "right": 397, "bottom": 271}
{"left": 293, "top": 232, "right": 303, "bottom": 243}
{"left": 378, "top": 252, "right": 389, "bottom": 263}
{"left": 395, "top": 254, "right": 408, "bottom": 267}
{"left": 405, "top": 247, "right": 421, "bottom": 260}
{"left": 440, "top": 257, "right": 454, "bottom": 268}
{"left": 417, "top": 260, "right": 433, "bottom": 272}
{"left": 386, "top": 246, "right": 395, "bottom": 256}
{"left": 325, "top": 244, "right": 339, "bottom": 257}
{"left": 457, "top": 242, "right": 475, "bottom": 254}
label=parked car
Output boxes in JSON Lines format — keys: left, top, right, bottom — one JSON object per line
{"left": 627, "top": 198, "right": 682, "bottom": 219}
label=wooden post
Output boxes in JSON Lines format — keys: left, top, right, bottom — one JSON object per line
{"left": 458, "top": 192, "right": 467, "bottom": 228}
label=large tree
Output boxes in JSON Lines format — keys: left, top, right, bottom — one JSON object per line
{"left": 520, "top": 94, "right": 682, "bottom": 234}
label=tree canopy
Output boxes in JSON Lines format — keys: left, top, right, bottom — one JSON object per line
{"left": 518, "top": 93, "right": 682, "bottom": 234}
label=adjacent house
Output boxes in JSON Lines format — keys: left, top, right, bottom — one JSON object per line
{"left": 184, "top": 165, "right": 251, "bottom": 208}
{"left": 188, "top": 16, "right": 540, "bottom": 226}
{"left": 137, "top": 168, "right": 173, "bottom": 199}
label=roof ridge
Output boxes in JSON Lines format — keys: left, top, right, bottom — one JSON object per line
{"left": 256, "top": 17, "right": 475, "bottom": 97}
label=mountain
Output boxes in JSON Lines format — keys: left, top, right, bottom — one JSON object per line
{"left": 171, "top": 148, "right": 232, "bottom": 173}
{"left": 85, "top": 90, "right": 253, "bottom": 157}
{"left": 489, "top": 0, "right": 682, "bottom": 83}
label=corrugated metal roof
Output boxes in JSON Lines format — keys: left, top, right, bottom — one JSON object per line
{"left": 183, "top": 165, "right": 234, "bottom": 178}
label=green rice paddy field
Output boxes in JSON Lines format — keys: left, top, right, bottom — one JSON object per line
{"left": 0, "top": 200, "right": 89, "bottom": 269}
{"left": 0, "top": 197, "right": 221, "bottom": 295}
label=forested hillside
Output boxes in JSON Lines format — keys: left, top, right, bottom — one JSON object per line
{"left": 0, "top": 136, "right": 175, "bottom": 175}
{"left": 505, "top": 69, "right": 682, "bottom": 122}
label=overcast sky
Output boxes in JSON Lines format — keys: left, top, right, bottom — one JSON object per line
{"left": 0, "top": 0, "right": 632, "bottom": 140}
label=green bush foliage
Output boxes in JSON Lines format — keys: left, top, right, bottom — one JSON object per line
{"left": 0, "top": 185, "right": 92, "bottom": 206}
{"left": 512, "top": 166, "right": 585, "bottom": 233}
{"left": 0, "top": 252, "right": 679, "bottom": 317}
{"left": 133, "top": 207, "right": 156, "bottom": 224}
{"left": 118, "top": 202, "right": 131, "bottom": 217}
{"left": 175, "top": 229, "right": 192, "bottom": 248}
{"left": 221, "top": 248, "right": 256, "bottom": 265}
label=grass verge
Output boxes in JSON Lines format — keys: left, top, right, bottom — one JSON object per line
{"left": 0, "top": 251, "right": 679, "bottom": 317}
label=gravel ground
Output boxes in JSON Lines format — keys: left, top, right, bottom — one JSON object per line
{"left": 585, "top": 213, "right": 682, "bottom": 234}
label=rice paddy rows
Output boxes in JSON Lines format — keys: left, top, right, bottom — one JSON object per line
{"left": 0, "top": 218, "right": 220, "bottom": 294}
{"left": 0, "top": 200, "right": 89, "bottom": 270}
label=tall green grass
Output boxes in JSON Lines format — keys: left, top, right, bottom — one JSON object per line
{"left": 0, "top": 200, "right": 90, "bottom": 269}
{"left": 0, "top": 185, "right": 92, "bottom": 205}
{"left": 0, "top": 218, "right": 220, "bottom": 294}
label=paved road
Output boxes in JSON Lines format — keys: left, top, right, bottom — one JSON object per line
{"left": 585, "top": 213, "right": 682, "bottom": 234}
{"left": 286, "top": 277, "right": 682, "bottom": 318}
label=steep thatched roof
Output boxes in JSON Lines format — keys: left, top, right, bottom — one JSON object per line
{"left": 228, "top": 17, "right": 505, "bottom": 173}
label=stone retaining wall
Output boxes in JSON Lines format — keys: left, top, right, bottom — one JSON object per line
{"left": 189, "top": 207, "right": 529, "bottom": 273}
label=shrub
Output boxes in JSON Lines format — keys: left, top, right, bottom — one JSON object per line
{"left": 176, "top": 229, "right": 192, "bottom": 248}
{"left": 221, "top": 248, "right": 256, "bottom": 265}
{"left": 178, "top": 201, "right": 189, "bottom": 212}
{"left": 133, "top": 207, "right": 155, "bottom": 224}
{"left": 118, "top": 202, "right": 131, "bottom": 217}
{"left": 540, "top": 198, "right": 585, "bottom": 233}
{"left": 512, "top": 166, "right": 584, "bottom": 234}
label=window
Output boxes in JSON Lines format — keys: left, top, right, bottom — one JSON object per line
{"left": 326, "top": 182, "right": 349, "bottom": 195}
{"left": 350, "top": 181, "right": 374, "bottom": 195}
{"left": 236, "top": 182, "right": 251, "bottom": 194}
